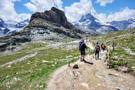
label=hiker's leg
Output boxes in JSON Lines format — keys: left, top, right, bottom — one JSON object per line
{"left": 80, "top": 55, "right": 83, "bottom": 61}
{"left": 97, "top": 52, "right": 99, "bottom": 59}
{"left": 95, "top": 52, "right": 99, "bottom": 60}
{"left": 82, "top": 55, "right": 85, "bottom": 60}
{"left": 95, "top": 53, "right": 97, "bottom": 59}
{"left": 80, "top": 51, "right": 83, "bottom": 61}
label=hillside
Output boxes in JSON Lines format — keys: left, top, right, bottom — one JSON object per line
{"left": 91, "top": 29, "right": 135, "bottom": 75}
{"left": 0, "top": 29, "right": 135, "bottom": 90}
{"left": 0, "top": 7, "right": 88, "bottom": 53}
{"left": 0, "top": 40, "right": 80, "bottom": 89}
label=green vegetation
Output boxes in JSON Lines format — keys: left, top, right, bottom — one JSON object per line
{"left": 0, "top": 29, "right": 135, "bottom": 89}
{"left": 96, "top": 29, "right": 135, "bottom": 75}
{"left": 0, "top": 42, "right": 47, "bottom": 65}
{"left": 86, "top": 29, "right": 135, "bottom": 75}
{"left": 0, "top": 41, "right": 80, "bottom": 90}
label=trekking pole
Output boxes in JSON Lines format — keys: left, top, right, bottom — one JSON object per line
{"left": 67, "top": 38, "right": 71, "bottom": 67}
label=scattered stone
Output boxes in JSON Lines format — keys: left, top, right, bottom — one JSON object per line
{"left": 118, "top": 66, "right": 128, "bottom": 73}
{"left": 73, "top": 64, "right": 79, "bottom": 69}
{"left": 42, "top": 60, "right": 49, "bottom": 63}
{"left": 131, "top": 66, "right": 135, "bottom": 69}
{"left": 66, "top": 55, "right": 73, "bottom": 59}
{"left": 81, "top": 83, "right": 89, "bottom": 89}
{"left": 108, "top": 73, "right": 119, "bottom": 77}
{"left": 52, "top": 64, "right": 55, "bottom": 67}
{"left": 7, "top": 65, "right": 11, "bottom": 68}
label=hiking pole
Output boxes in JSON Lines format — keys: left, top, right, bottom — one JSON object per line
{"left": 67, "top": 38, "right": 71, "bottom": 67}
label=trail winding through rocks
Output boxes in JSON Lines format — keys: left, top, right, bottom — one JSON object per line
{"left": 46, "top": 42, "right": 135, "bottom": 90}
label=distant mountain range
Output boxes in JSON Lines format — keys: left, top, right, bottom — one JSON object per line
{"left": 74, "top": 13, "right": 118, "bottom": 34}
{"left": 0, "top": 18, "right": 29, "bottom": 37}
{"left": 74, "top": 13, "right": 135, "bottom": 34}
{"left": 0, "top": 7, "right": 135, "bottom": 38}
{"left": 107, "top": 18, "right": 135, "bottom": 30}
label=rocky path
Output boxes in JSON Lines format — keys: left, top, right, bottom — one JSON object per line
{"left": 46, "top": 43, "right": 135, "bottom": 90}
{"left": 125, "top": 48, "right": 135, "bottom": 55}
{"left": 0, "top": 52, "right": 38, "bottom": 67}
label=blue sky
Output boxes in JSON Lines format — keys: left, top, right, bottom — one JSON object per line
{"left": 93, "top": 0, "right": 135, "bottom": 14}
{"left": 0, "top": 0, "right": 135, "bottom": 22}
{"left": 14, "top": 0, "right": 135, "bottom": 14}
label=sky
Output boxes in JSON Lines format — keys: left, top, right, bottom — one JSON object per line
{"left": 0, "top": 0, "right": 135, "bottom": 23}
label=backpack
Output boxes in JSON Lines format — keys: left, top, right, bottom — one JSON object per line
{"left": 79, "top": 41, "right": 84, "bottom": 50}
{"left": 95, "top": 45, "right": 100, "bottom": 52}
{"left": 101, "top": 44, "right": 106, "bottom": 49}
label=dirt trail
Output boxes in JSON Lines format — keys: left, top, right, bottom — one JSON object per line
{"left": 125, "top": 48, "right": 135, "bottom": 55}
{"left": 0, "top": 52, "right": 37, "bottom": 67}
{"left": 46, "top": 43, "right": 135, "bottom": 90}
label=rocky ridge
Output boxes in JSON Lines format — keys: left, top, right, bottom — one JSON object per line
{"left": 0, "top": 7, "right": 87, "bottom": 52}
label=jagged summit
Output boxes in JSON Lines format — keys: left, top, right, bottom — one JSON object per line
{"left": 75, "top": 13, "right": 118, "bottom": 34}
{"left": 29, "top": 7, "right": 74, "bottom": 29}
{"left": 79, "top": 13, "right": 97, "bottom": 22}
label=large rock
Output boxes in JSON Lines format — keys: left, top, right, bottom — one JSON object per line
{"left": 30, "top": 7, "right": 73, "bottom": 29}
{"left": 25, "top": 7, "right": 86, "bottom": 40}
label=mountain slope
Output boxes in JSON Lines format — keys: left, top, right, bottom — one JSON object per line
{"left": 24, "top": 7, "right": 86, "bottom": 40}
{"left": 0, "top": 7, "right": 87, "bottom": 52}
{"left": 74, "top": 13, "right": 118, "bottom": 34}
{"left": 108, "top": 18, "right": 135, "bottom": 30}
{"left": 0, "top": 18, "right": 29, "bottom": 37}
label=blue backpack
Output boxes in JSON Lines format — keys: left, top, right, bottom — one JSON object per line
{"left": 79, "top": 41, "right": 84, "bottom": 50}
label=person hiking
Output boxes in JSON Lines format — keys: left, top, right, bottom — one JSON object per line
{"left": 94, "top": 42, "right": 100, "bottom": 60}
{"left": 101, "top": 43, "right": 106, "bottom": 51}
{"left": 79, "top": 40, "right": 87, "bottom": 61}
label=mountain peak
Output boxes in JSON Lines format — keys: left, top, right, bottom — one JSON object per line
{"left": 30, "top": 7, "right": 73, "bottom": 29}
{"left": 79, "top": 13, "right": 97, "bottom": 22}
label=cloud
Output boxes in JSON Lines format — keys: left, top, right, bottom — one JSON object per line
{"left": 107, "top": 7, "right": 135, "bottom": 21}
{"left": 0, "top": 0, "right": 30, "bottom": 22}
{"left": 64, "top": 0, "right": 96, "bottom": 22}
{"left": 24, "top": 0, "right": 63, "bottom": 12}
{"left": 54, "top": 0, "right": 63, "bottom": 10}
{"left": 96, "top": 0, "right": 114, "bottom": 6}
{"left": 97, "top": 13, "right": 107, "bottom": 23}
{"left": 97, "top": 7, "right": 135, "bottom": 22}
{"left": 24, "top": 2, "right": 38, "bottom": 12}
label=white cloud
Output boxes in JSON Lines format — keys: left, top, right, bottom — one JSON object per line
{"left": 54, "top": 0, "right": 63, "bottom": 10}
{"left": 97, "top": 13, "right": 107, "bottom": 23}
{"left": 24, "top": 0, "right": 63, "bottom": 12}
{"left": 64, "top": 0, "right": 96, "bottom": 22}
{"left": 97, "top": 7, "right": 135, "bottom": 22}
{"left": 0, "top": 0, "right": 30, "bottom": 22}
{"left": 16, "top": 13, "right": 31, "bottom": 22}
{"left": 107, "top": 7, "right": 135, "bottom": 22}
{"left": 24, "top": 2, "right": 38, "bottom": 12}
{"left": 96, "top": 0, "right": 114, "bottom": 6}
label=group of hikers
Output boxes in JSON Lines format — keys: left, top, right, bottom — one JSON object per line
{"left": 79, "top": 40, "right": 106, "bottom": 62}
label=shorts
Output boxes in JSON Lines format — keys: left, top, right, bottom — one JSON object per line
{"left": 80, "top": 51, "right": 86, "bottom": 55}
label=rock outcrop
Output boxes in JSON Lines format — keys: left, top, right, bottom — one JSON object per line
{"left": 25, "top": 7, "right": 85, "bottom": 40}
{"left": 30, "top": 7, "right": 74, "bottom": 29}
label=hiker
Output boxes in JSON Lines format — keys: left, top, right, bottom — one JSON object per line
{"left": 101, "top": 43, "right": 106, "bottom": 51}
{"left": 79, "top": 40, "right": 87, "bottom": 61}
{"left": 94, "top": 42, "right": 100, "bottom": 60}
